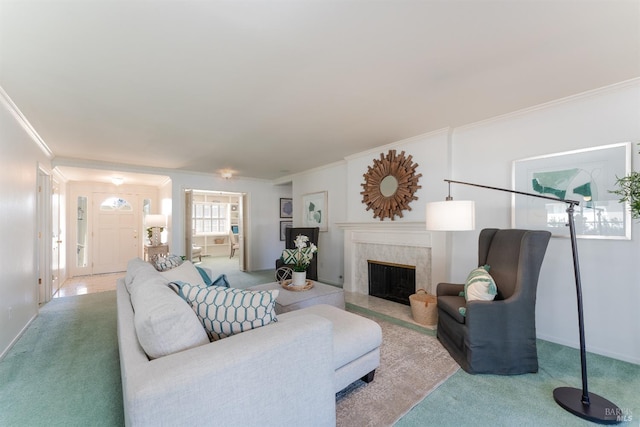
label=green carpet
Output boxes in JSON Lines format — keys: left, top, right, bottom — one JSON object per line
{"left": 2, "top": 291, "right": 638, "bottom": 426}
{"left": 0, "top": 291, "right": 123, "bottom": 427}
{"left": 396, "top": 340, "right": 639, "bottom": 426}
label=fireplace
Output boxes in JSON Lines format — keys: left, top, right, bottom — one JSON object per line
{"left": 336, "top": 222, "right": 442, "bottom": 296}
{"left": 368, "top": 260, "right": 416, "bottom": 305}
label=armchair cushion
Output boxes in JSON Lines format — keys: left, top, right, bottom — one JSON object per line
{"left": 438, "top": 295, "right": 467, "bottom": 324}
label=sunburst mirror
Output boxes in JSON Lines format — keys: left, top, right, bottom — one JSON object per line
{"left": 360, "top": 149, "right": 422, "bottom": 220}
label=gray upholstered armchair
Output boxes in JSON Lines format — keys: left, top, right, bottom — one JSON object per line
{"left": 436, "top": 228, "right": 551, "bottom": 375}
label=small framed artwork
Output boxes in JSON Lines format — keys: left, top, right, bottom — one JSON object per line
{"left": 302, "top": 191, "right": 328, "bottom": 232}
{"left": 280, "top": 221, "right": 292, "bottom": 241}
{"left": 512, "top": 142, "right": 631, "bottom": 240}
{"left": 280, "top": 198, "right": 293, "bottom": 218}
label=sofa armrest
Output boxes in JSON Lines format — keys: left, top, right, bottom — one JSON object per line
{"left": 121, "top": 307, "right": 335, "bottom": 426}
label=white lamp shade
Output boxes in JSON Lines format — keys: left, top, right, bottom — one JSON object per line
{"left": 426, "top": 200, "right": 476, "bottom": 231}
{"left": 145, "top": 214, "right": 166, "bottom": 228}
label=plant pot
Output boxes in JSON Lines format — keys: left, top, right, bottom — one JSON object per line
{"left": 292, "top": 271, "right": 307, "bottom": 287}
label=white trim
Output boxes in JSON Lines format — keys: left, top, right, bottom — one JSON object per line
{"left": 350, "top": 229, "right": 432, "bottom": 248}
{"left": 272, "top": 159, "right": 347, "bottom": 185}
{"left": 335, "top": 221, "right": 426, "bottom": 230}
{"left": 343, "top": 127, "right": 450, "bottom": 161}
{"left": 536, "top": 333, "right": 640, "bottom": 365}
{"left": 456, "top": 77, "right": 640, "bottom": 132}
{"left": 0, "top": 313, "right": 38, "bottom": 361}
{"left": 0, "top": 86, "right": 53, "bottom": 158}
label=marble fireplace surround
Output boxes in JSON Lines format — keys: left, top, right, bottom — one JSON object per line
{"left": 337, "top": 222, "right": 446, "bottom": 296}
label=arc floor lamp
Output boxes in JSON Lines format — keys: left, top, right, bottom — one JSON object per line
{"left": 426, "top": 179, "right": 621, "bottom": 425}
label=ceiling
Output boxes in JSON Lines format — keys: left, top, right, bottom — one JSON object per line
{"left": 2, "top": 1, "right": 639, "bottom": 182}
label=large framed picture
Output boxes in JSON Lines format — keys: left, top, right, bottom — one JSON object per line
{"left": 280, "top": 198, "right": 292, "bottom": 218}
{"left": 302, "top": 191, "right": 328, "bottom": 231}
{"left": 512, "top": 142, "right": 631, "bottom": 240}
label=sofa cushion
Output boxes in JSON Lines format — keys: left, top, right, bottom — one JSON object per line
{"left": 125, "top": 257, "right": 157, "bottom": 288}
{"left": 175, "top": 282, "right": 279, "bottom": 341}
{"left": 160, "top": 260, "right": 207, "bottom": 287}
{"left": 128, "top": 266, "right": 209, "bottom": 359}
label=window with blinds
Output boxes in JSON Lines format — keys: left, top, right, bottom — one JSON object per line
{"left": 192, "top": 202, "right": 228, "bottom": 234}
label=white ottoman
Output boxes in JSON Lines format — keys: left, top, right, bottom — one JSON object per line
{"left": 280, "top": 304, "right": 382, "bottom": 392}
{"left": 248, "top": 281, "right": 345, "bottom": 314}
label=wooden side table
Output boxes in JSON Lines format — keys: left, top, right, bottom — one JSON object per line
{"left": 144, "top": 244, "right": 169, "bottom": 261}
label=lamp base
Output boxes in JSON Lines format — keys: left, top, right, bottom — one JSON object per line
{"left": 151, "top": 227, "right": 162, "bottom": 246}
{"left": 553, "top": 387, "right": 621, "bottom": 424}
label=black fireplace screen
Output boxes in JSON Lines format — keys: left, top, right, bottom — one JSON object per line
{"left": 367, "top": 260, "right": 416, "bottom": 306}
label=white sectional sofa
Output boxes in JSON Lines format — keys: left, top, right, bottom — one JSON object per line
{"left": 116, "top": 258, "right": 381, "bottom": 426}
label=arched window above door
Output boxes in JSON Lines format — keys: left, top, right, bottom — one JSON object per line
{"left": 100, "top": 197, "right": 133, "bottom": 211}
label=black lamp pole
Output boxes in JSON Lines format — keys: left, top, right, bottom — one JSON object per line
{"left": 444, "top": 179, "right": 621, "bottom": 424}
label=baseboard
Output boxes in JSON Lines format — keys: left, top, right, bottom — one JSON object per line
{"left": 537, "top": 334, "right": 640, "bottom": 365}
{"left": 0, "top": 312, "right": 38, "bottom": 362}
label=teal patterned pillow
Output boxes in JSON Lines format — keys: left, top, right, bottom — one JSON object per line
{"left": 152, "top": 253, "right": 184, "bottom": 271}
{"left": 464, "top": 265, "right": 497, "bottom": 302}
{"left": 174, "top": 282, "right": 279, "bottom": 341}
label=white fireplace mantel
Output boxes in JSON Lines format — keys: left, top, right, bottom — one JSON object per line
{"left": 337, "top": 221, "right": 444, "bottom": 295}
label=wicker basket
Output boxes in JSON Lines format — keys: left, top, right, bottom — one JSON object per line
{"left": 409, "top": 289, "right": 438, "bottom": 326}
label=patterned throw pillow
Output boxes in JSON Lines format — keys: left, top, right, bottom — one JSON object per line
{"left": 152, "top": 253, "right": 184, "bottom": 271}
{"left": 464, "top": 265, "right": 497, "bottom": 302}
{"left": 174, "top": 282, "right": 279, "bottom": 341}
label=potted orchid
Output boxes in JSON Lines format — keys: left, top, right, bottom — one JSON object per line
{"left": 281, "top": 234, "right": 318, "bottom": 286}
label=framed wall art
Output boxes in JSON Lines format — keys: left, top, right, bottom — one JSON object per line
{"left": 512, "top": 142, "right": 631, "bottom": 239}
{"left": 280, "top": 198, "right": 292, "bottom": 218}
{"left": 280, "top": 221, "right": 292, "bottom": 241}
{"left": 302, "top": 191, "right": 328, "bottom": 231}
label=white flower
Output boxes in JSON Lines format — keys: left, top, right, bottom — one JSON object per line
{"left": 282, "top": 234, "right": 317, "bottom": 272}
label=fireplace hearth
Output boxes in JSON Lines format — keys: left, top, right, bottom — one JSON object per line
{"left": 368, "top": 260, "right": 416, "bottom": 306}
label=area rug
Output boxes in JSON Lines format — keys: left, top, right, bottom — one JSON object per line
{"left": 336, "top": 313, "right": 459, "bottom": 427}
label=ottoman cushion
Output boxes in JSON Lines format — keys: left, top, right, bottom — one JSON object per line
{"left": 281, "top": 304, "right": 382, "bottom": 370}
{"left": 248, "top": 281, "right": 345, "bottom": 313}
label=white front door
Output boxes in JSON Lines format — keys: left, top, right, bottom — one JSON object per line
{"left": 92, "top": 193, "right": 140, "bottom": 274}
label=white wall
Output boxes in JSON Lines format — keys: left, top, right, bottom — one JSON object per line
{"left": 288, "top": 129, "right": 454, "bottom": 287}
{"left": 291, "top": 161, "right": 347, "bottom": 285}
{"left": 450, "top": 80, "right": 640, "bottom": 363}
{"left": 289, "top": 80, "right": 639, "bottom": 364}
{"left": 0, "top": 95, "right": 51, "bottom": 357}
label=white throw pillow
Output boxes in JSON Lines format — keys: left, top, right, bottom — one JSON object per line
{"left": 175, "top": 282, "right": 279, "bottom": 341}
{"left": 464, "top": 265, "right": 497, "bottom": 302}
{"left": 160, "top": 260, "right": 207, "bottom": 287}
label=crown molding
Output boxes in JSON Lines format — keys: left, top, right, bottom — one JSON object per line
{"left": 455, "top": 78, "right": 640, "bottom": 133}
{"left": 0, "top": 85, "right": 53, "bottom": 158}
{"left": 343, "top": 128, "right": 451, "bottom": 162}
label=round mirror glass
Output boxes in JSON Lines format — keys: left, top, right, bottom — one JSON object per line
{"left": 380, "top": 175, "right": 399, "bottom": 197}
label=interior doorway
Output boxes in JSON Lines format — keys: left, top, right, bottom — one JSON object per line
{"left": 185, "top": 189, "right": 246, "bottom": 272}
